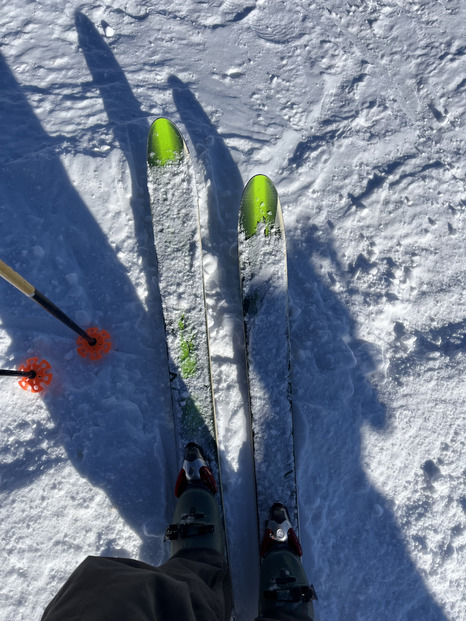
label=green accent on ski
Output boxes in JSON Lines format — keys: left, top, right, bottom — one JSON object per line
{"left": 178, "top": 314, "right": 197, "bottom": 378}
{"left": 239, "top": 174, "right": 279, "bottom": 239}
{"left": 147, "top": 118, "right": 185, "bottom": 167}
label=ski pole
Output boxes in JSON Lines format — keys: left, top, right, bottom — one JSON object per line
{"left": 0, "top": 259, "right": 111, "bottom": 359}
{"left": 0, "top": 368, "right": 36, "bottom": 379}
{"left": 0, "top": 358, "right": 53, "bottom": 393}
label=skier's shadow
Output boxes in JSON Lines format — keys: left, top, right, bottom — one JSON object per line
{"left": 288, "top": 224, "right": 447, "bottom": 619}
{"left": 168, "top": 83, "right": 448, "bottom": 619}
{"left": 0, "top": 21, "right": 173, "bottom": 567}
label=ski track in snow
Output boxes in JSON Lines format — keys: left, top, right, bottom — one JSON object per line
{"left": 0, "top": 1, "right": 465, "bottom": 620}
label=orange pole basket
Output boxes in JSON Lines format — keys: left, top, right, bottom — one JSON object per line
{"left": 76, "top": 327, "right": 112, "bottom": 360}
{"left": 18, "top": 358, "right": 53, "bottom": 393}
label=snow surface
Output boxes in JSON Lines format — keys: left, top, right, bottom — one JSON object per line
{"left": 0, "top": 1, "right": 465, "bottom": 620}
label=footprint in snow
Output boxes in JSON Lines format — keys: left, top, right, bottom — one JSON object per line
{"left": 250, "top": 1, "right": 306, "bottom": 43}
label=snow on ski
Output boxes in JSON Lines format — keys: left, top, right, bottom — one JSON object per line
{"left": 146, "top": 118, "right": 221, "bottom": 488}
{"left": 238, "top": 174, "right": 298, "bottom": 543}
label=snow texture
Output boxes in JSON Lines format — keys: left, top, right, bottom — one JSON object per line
{"left": 0, "top": 2, "right": 465, "bottom": 620}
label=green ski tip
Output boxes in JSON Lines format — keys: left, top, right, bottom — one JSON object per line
{"left": 239, "top": 174, "right": 280, "bottom": 239}
{"left": 148, "top": 117, "right": 186, "bottom": 167}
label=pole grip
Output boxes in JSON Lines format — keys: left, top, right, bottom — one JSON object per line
{"left": 0, "top": 259, "right": 35, "bottom": 297}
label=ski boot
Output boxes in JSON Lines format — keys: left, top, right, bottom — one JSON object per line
{"left": 165, "top": 442, "right": 226, "bottom": 557}
{"left": 258, "top": 503, "right": 317, "bottom": 620}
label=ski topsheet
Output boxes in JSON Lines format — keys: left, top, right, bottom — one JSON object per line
{"left": 238, "top": 175, "right": 298, "bottom": 542}
{"left": 147, "top": 118, "right": 220, "bottom": 484}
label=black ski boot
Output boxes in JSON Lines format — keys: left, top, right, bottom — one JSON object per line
{"left": 258, "top": 503, "right": 317, "bottom": 620}
{"left": 165, "top": 442, "right": 226, "bottom": 557}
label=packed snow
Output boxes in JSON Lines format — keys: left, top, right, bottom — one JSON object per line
{"left": 0, "top": 1, "right": 464, "bottom": 620}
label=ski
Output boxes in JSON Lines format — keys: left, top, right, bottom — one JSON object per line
{"left": 238, "top": 175, "right": 299, "bottom": 544}
{"left": 147, "top": 118, "right": 222, "bottom": 496}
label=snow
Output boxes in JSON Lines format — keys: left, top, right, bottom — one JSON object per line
{"left": 0, "top": 1, "right": 465, "bottom": 620}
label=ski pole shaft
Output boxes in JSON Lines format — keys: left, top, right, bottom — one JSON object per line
{"left": 0, "top": 368, "right": 36, "bottom": 379}
{"left": 0, "top": 259, "right": 97, "bottom": 346}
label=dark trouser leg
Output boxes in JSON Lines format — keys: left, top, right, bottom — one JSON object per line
{"left": 42, "top": 549, "right": 233, "bottom": 621}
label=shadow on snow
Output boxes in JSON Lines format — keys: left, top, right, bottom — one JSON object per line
{"left": 0, "top": 17, "right": 173, "bottom": 563}
{"left": 287, "top": 221, "right": 447, "bottom": 619}
{"left": 0, "top": 11, "right": 448, "bottom": 621}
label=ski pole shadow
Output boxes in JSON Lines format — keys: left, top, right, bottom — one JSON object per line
{"left": 0, "top": 44, "right": 174, "bottom": 563}
{"left": 287, "top": 220, "right": 448, "bottom": 620}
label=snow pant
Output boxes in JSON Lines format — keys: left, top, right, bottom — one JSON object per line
{"left": 41, "top": 549, "right": 312, "bottom": 621}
